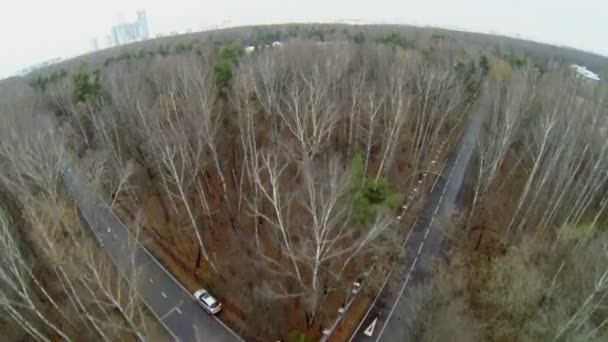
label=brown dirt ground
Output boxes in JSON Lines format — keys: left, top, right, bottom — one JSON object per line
{"left": 465, "top": 149, "right": 528, "bottom": 257}
{"left": 112, "top": 117, "right": 465, "bottom": 341}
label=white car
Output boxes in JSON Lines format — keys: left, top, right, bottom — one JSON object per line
{"left": 193, "top": 289, "right": 222, "bottom": 315}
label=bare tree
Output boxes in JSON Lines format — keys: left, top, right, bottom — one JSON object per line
{"left": 142, "top": 90, "right": 212, "bottom": 269}
{"left": 0, "top": 97, "right": 155, "bottom": 341}
{"left": 251, "top": 152, "right": 392, "bottom": 327}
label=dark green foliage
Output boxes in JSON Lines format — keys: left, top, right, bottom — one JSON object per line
{"left": 287, "top": 25, "right": 301, "bottom": 38}
{"left": 73, "top": 69, "right": 103, "bottom": 103}
{"left": 349, "top": 153, "right": 399, "bottom": 227}
{"left": 103, "top": 41, "right": 198, "bottom": 68}
{"left": 353, "top": 32, "right": 366, "bottom": 44}
{"left": 431, "top": 33, "right": 446, "bottom": 40}
{"left": 307, "top": 27, "right": 336, "bottom": 42}
{"left": 136, "top": 49, "right": 146, "bottom": 59}
{"left": 158, "top": 44, "right": 172, "bottom": 56}
{"left": 118, "top": 51, "right": 134, "bottom": 61}
{"left": 104, "top": 49, "right": 148, "bottom": 67}
{"left": 422, "top": 47, "right": 437, "bottom": 61}
{"left": 214, "top": 60, "right": 234, "bottom": 89}
{"left": 219, "top": 43, "right": 243, "bottom": 64}
{"left": 455, "top": 59, "right": 478, "bottom": 92}
{"left": 349, "top": 153, "right": 366, "bottom": 191}
{"left": 214, "top": 42, "right": 243, "bottom": 89}
{"left": 254, "top": 30, "right": 281, "bottom": 46}
{"left": 364, "top": 179, "right": 395, "bottom": 204}
{"left": 29, "top": 69, "right": 68, "bottom": 91}
{"left": 479, "top": 55, "right": 490, "bottom": 75}
{"left": 174, "top": 42, "right": 193, "bottom": 54}
{"left": 287, "top": 331, "right": 312, "bottom": 342}
{"left": 103, "top": 40, "right": 199, "bottom": 68}
{"left": 103, "top": 57, "right": 115, "bottom": 67}
{"left": 533, "top": 59, "right": 548, "bottom": 75}
{"left": 375, "top": 32, "right": 413, "bottom": 49}
{"left": 505, "top": 53, "right": 527, "bottom": 68}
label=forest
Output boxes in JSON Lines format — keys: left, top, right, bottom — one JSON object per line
{"left": 1, "top": 23, "right": 608, "bottom": 341}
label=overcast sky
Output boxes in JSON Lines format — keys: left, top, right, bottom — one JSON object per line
{"left": 1, "top": 0, "right": 606, "bottom": 78}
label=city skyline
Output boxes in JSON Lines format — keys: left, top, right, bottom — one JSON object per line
{"left": 1, "top": 0, "right": 607, "bottom": 78}
{"left": 89, "top": 11, "right": 149, "bottom": 51}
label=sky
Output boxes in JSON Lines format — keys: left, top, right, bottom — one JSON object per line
{"left": 1, "top": 0, "right": 606, "bottom": 78}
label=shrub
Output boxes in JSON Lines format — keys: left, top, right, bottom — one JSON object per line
{"left": 349, "top": 153, "right": 399, "bottom": 226}
{"left": 214, "top": 43, "right": 243, "bottom": 89}
{"left": 174, "top": 42, "right": 193, "bottom": 54}
{"left": 431, "top": 33, "right": 446, "bottom": 40}
{"left": 158, "top": 44, "right": 171, "bottom": 56}
{"left": 353, "top": 32, "right": 365, "bottom": 44}
{"left": 533, "top": 60, "right": 549, "bottom": 75}
{"left": 505, "top": 53, "right": 527, "bottom": 68}
{"left": 214, "top": 60, "right": 234, "bottom": 89}
{"left": 455, "top": 59, "right": 479, "bottom": 93}
{"left": 422, "top": 47, "right": 437, "bottom": 61}
{"left": 73, "top": 69, "right": 103, "bottom": 103}
{"left": 287, "top": 331, "right": 312, "bottom": 342}
{"left": 479, "top": 55, "right": 490, "bottom": 75}
{"left": 103, "top": 57, "right": 115, "bottom": 67}
{"left": 375, "top": 33, "right": 413, "bottom": 49}
{"left": 219, "top": 42, "right": 243, "bottom": 64}
{"left": 29, "top": 69, "right": 68, "bottom": 91}
{"left": 255, "top": 31, "right": 280, "bottom": 46}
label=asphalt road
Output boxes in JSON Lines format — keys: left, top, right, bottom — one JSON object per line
{"left": 61, "top": 167, "right": 242, "bottom": 342}
{"left": 350, "top": 105, "right": 484, "bottom": 341}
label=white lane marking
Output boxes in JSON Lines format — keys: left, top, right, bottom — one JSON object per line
{"left": 161, "top": 292, "right": 167, "bottom": 298}
{"left": 374, "top": 111, "right": 476, "bottom": 341}
{"left": 364, "top": 317, "right": 378, "bottom": 336}
{"left": 410, "top": 257, "right": 418, "bottom": 272}
{"left": 349, "top": 125, "right": 460, "bottom": 341}
{"left": 212, "top": 315, "right": 241, "bottom": 339}
{"left": 67, "top": 172, "right": 182, "bottom": 342}
{"left": 417, "top": 241, "right": 425, "bottom": 255}
{"left": 176, "top": 307, "right": 182, "bottom": 314}
{"left": 104, "top": 205, "right": 245, "bottom": 341}
{"left": 424, "top": 227, "right": 432, "bottom": 239}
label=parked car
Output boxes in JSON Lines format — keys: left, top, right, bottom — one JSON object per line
{"left": 193, "top": 289, "right": 222, "bottom": 314}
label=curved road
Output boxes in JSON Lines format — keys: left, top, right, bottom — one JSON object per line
{"left": 61, "top": 167, "right": 243, "bottom": 342}
{"left": 350, "top": 103, "right": 484, "bottom": 341}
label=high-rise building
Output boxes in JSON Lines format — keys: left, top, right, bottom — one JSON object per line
{"left": 104, "top": 35, "right": 113, "bottom": 48}
{"left": 137, "top": 10, "right": 149, "bottom": 39}
{"left": 88, "top": 10, "right": 149, "bottom": 51}
{"left": 90, "top": 38, "right": 99, "bottom": 51}
{"left": 110, "top": 10, "right": 149, "bottom": 46}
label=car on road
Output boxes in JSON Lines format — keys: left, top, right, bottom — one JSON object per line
{"left": 193, "top": 289, "right": 222, "bottom": 314}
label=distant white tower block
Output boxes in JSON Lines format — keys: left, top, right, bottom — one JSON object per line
{"left": 137, "top": 10, "right": 149, "bottom": 39}
{"left": 90, "top": 38, "right": 99, "bottom": 51}
{"left": 104, "top": 35, "right": 113, "bottom": 48}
